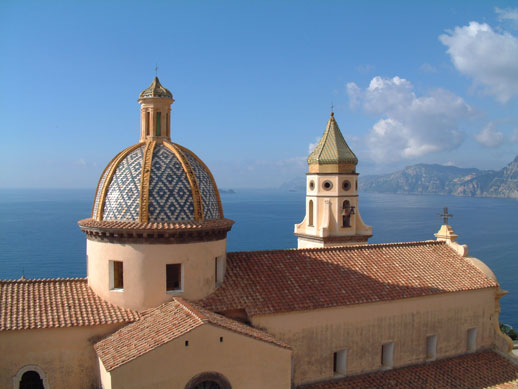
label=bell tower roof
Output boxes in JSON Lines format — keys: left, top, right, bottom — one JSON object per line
{"left": 307, "top": 112, "right": 358, "bottom": 166}
{"left": 139, "top": 77, "right": 173, "bottom": 100}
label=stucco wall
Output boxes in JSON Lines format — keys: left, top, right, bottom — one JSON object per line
{"left": 0, "top": 324, "right": 122, "bottom": 389}
{"left": 105, "top": 324, "right": 292, "bottom": 389}
{"left": 251, "top": 288, "right": 500, "bottom": 385}
{"left": 294, "top": 173, "right": 371, "bottom": 248}
{"left": 87, "top": 238, "right": 226, "bottom": 311}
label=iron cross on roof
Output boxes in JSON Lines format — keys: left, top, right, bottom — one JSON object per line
{"left": 440, "top": 207, "right": 453, "bottom": 225}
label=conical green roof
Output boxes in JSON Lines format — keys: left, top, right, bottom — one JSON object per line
{"left": 307, "top": 113, "right": 358, "bottom": 165}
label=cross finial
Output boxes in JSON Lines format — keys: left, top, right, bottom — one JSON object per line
{"left": 440, "top": 207, "right": 453, "bottom": 225}
{"left": 155, "top": 64, "right": 159, "bottom": 77}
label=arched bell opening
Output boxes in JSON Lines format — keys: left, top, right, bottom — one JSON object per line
{"left": 342, "top": 200, "right": 355, "bottom": 228}
{"left": 308, "top": 200, "right": 314, "bottom": 227}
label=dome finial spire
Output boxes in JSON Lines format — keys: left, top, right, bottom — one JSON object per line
{"left": 330, "top": 102, "right": 334, "bottom": 116}
{"left": 155, "top": 63, "right": 159, "bottom": 77}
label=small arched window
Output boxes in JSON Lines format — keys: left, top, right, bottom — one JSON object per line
{"left": 308, "top": 200, "right": 314, "bottom": 226}
{"left": 156, "top": 112, "right": 162, "bottom": 136}
{"left": 185, "top": 372, "right": 231, "bottom": 389}
{"left": 20, "top": 371, "right": 44, "bottom": 389}
{"left": 14, "top": 366, "right": 48, "bottom": 389}
{"left": 342, "top": 200, "right": 352, "bottom": 227}
{"left": 145, "top": 111, "right": 150, "bottom": 136}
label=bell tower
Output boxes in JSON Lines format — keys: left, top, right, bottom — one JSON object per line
{"left": 294, "top": 112, "right": 372, "bottom": 248}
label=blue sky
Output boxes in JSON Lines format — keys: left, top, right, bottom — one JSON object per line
{"left": 1, "top": 0, "right": 518, "bottom": 188}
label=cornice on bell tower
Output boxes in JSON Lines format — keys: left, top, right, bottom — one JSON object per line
{"left": 138, "top": 77, "right": 174, "bottom": 142}
{"left": 294, "top": 112, "right": 372, "bottom": 248}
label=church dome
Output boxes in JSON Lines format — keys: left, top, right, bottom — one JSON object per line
{"left": 91, "top": 141, "right": 223, "bottom": 223}
{"left": 79, "top": 77, "right": 232, "bottom": 236}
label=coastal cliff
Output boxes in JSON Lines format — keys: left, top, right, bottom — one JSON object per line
{"left": 360, "top": 156, "right": 518, "bottom": 199}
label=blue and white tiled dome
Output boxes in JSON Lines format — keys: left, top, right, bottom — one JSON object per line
{"left": 92, "top": 141, "right": 222, "bottom": 223}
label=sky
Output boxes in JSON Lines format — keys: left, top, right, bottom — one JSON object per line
{"left": 1, "top": 0, "right": 518, "bottom": 189}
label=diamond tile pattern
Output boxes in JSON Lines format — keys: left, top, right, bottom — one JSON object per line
{"left": 183, "top": 149, "right": 221, "bottom": 219}
{"left": 96, "top": 142, "right": 222, "bottom": 222}
{"left": 92, "top": 164, "right": 112, "bottom": 218}
{"left": 103, "top": 146, "right": 144, "bottom": 221}
{"left": 148, "top": 144, "right": 195, "bottom": 222}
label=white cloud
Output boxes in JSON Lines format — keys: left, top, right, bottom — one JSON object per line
{"left": 347, "top": 76, "right": 471, "bottom": 162}
{"left": 474, "top": 122, "right": 505, "bottom": 148}
{"left": 308, "top": 137, "right": 320, "bottom": 154}
{"left": 496, "top": 7, "right": 518, "bottom": 23}
{"left": 346, "top": 82, "right": 362, "bottom": 109}
{"left": 439, "top": 21, "right": 518, "bottom": 103}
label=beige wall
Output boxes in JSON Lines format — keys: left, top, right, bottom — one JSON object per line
{"left": 251, "top": 288, "right": 503, "bottom": 385}
{"left": 87, "top": 238, "right": 226, "bottom": 311}
{"left": 104, "top": 324, "right": 292, "bottom": 389}
{"left": 0, "top": 324, "right": 122, "bottom": 389}
{"left": 295, "top": 173, "right": 371, "bottom": 248}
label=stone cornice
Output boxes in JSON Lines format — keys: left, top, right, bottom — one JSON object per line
{"left": 78, "top": 218, "right": 234, "bottom": 244}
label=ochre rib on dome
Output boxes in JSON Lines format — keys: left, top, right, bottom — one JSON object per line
{"left": 91, "top": 140, "right": 223, "bottom": 224}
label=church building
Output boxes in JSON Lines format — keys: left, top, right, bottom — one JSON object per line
{"left": 1, "top": 78, "right": 517, "bottom": 388}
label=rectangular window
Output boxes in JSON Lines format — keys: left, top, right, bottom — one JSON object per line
{"left": 467, "top": 328, "right": 477, "bottom": 352}
{"left": 145, "top": 111, "right": 150, "bottom": 136}
{"left": 166, "top": 264, "right": 182, "bottom": 292}
{"left": 110, "top": 261, "right": 124, "bottom": 290}
{"left": 426, "top": 335, "right": 437, "bottom": 360}
{"left": 381, "top": 342, "right": 394, "bottom": 368}
{"left": 215, "top": 256, "right": 225, "bottom": 285}
{"left": 333, "top": 349, "right": 347, "bottom": 375}
{"left": 156, "top": 112, "right": 161, "bottom": 136}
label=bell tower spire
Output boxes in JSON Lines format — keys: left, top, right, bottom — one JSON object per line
{"left": 294, "top": 112, "right": 372, "bottom": 248}
{"left": 138, "top": 77, "right": 174, "bottom": 142}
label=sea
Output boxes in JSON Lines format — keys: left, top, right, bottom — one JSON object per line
{"left": 0, "top": 188, "right": 516, "bottom": 329}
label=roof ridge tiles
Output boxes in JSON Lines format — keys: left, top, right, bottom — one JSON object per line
{"left": 175, "top": 297, "right": 208, "bottom": 322}
{"left": 95, "top": 298, "right": 289, "bottom": 372}
{"left": 200, "top": 240, "right": 496, "bottom": 316}
{"left": 0, "top": 277, "right": 88, "bottom": 283}
{"left": 227, "top": 240, "right": 442, "bottom": 257}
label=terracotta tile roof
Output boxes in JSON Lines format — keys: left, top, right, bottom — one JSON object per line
{"left": 78, "top": 217, "right": 234, "bottom": 231}
{"left": 0, "top": 278, "right": 140, "bottom": 331}
{"left": 94, "top": 298, "right": 290, "bottom": 372}
{"left": 298, "top": 351, "right": 518, "bottom": 389}
{"left": 199, "top": 241, "right": 498, "bottom": 316}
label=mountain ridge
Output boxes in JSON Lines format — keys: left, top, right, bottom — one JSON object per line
{"left": 359, "top": 155, "right": 518, "bottom": 199}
